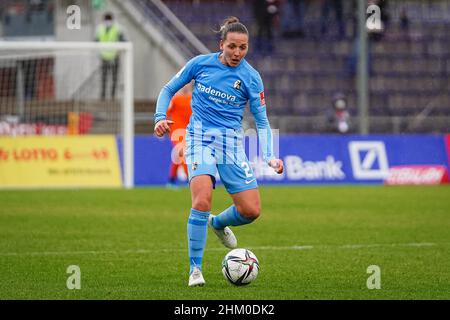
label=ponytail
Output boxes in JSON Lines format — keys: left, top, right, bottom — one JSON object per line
{"left": 216, "top": 16, "right": 249, "bottom": 40}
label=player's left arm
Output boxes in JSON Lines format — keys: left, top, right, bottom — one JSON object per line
{"left": 249, "top": 74, "right": 283, "bottom": 174}
{"left": 252, "top": 109, "right": 284, "bottom": 174}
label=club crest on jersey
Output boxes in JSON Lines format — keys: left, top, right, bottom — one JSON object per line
{"left": 233, "top": 80, "right": 241, "bottom": 90}
{"left": 192, "top": 162, "right": 198, "bottom": 171}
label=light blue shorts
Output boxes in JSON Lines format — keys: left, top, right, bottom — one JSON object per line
{"left": 184, "top": 133, "right": 258, "bottom": 194}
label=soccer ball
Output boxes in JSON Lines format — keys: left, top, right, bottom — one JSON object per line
{"left": 222, "top": 248, "right": 260, "bottom": 286}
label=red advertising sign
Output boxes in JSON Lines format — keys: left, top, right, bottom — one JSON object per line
{"left": 385, "top": 165, "right": 449, "bottom": 185}
{"left": 0, "top": 121, "right": 67, "bottom": 135}
{"left": 446, "top": 135, "right": 450, "bottom": 171}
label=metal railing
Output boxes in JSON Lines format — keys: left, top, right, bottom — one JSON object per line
{"left": 133, "top": 0, "right": 210, "bottom": 59}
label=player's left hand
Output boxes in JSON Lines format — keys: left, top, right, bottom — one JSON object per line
{"left": 268, "top": 159, "right": 284, "bottom": 174}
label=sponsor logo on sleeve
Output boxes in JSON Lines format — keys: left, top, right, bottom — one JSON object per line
{"left": 259, "top": 91, "right": 266, "bottom": 106}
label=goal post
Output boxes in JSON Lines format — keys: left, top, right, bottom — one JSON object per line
{"left": 0, "top": 41, "right": 134, "bottom": 188}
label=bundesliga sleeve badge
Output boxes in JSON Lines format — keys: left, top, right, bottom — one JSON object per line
{"left": 259, "top": 91, "right": 266, "bottom": 106}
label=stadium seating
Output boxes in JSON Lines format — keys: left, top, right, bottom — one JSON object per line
{"left": 160, "top": 0, "right": 450, "bottom": 133}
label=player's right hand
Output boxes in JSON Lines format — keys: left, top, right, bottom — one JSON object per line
{"left": 154, "top": 120, "right": 174, "bottom": 137}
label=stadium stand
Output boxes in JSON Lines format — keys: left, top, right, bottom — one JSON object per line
{"left": 158, "top": 0, "right": 450, "bottom": 133}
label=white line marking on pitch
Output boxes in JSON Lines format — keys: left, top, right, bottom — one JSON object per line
{"left": 0, "top": 242, "right": 442, "bottom": 257}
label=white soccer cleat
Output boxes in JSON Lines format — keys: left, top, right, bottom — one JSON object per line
{"left": 188, "top": 267, "right": 205, "bottom": 287}
{"left": 208, "top": 215, "right": 237, "bottom": 249}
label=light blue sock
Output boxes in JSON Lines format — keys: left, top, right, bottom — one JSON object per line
{"left": 212, "top": 205, "right": 254, "bottom": 230}
{"left": 187, "top": 208, "right": 209, "bottom": 275}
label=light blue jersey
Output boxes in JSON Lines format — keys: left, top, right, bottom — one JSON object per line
{"left": 155, "top": 52, "right": 275, "bottom": 163}
{"left": 155, "top": 52, "right": 276, "bottom": 194}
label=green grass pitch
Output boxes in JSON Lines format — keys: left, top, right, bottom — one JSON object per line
{"left": 1, "top": 185, "right": 449, "bottom": 299}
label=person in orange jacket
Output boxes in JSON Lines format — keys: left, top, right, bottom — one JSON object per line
{"left": 166, "top": 83, "right": 192, "bottom": 188}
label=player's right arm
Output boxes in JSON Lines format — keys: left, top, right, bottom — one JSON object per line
{"left": 154, "top": 101, "right": 175, "bottom": 137}
{"left": 154, "top": 57, "right": 199, "bottom": 137}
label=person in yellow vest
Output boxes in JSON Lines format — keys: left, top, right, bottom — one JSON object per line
{"left": 95, "top": 12, "right": 126, "bottom": 100}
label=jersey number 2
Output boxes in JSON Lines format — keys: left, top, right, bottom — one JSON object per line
{"left": 241, "top": 162, "right": 253, "bottom": 178}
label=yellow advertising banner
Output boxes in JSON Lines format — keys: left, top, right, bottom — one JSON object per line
{"left": 0, "top": 136, "right": 122, "bottom": 188}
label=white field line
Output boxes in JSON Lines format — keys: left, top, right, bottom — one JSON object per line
{"left": 0, "top": 242, "right": 443, "bottom": 257}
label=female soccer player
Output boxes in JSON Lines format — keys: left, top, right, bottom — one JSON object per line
{"left": 154, "top": 17, "right": 284, "bottom": 287}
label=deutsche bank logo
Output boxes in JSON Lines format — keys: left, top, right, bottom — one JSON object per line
{"left": 349, "top": 141, "right": 389, "bottom": 179}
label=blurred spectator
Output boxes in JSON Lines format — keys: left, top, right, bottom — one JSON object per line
{"left": 46, "top": 0, "right": 53, "bottom": 23}
{"left": 1, "top": 0, "right": 53, "bottom": 35}
{"left": 320, "top": 0, "right": 345, "bottom": 38}
{"left": 25, "top": 0, "right": 45, "bottom": 23}
{"left": 346, "top": 36, "right": 373, "bottom": 78}
{"left": 0, "top": 2, "right": 4, "bottom": 23}
{"left": 95, "top": 12, "right": 126, "bottom": 100}
{"left": 253, "top": 0, "right": 279, "bottom": 55}
{"left": 166, "top": 83, "right": 193, "bottom": 189}
{"left": 327, "top": 92, "right": 351, "bottom": 134}
{"left": 0, "top": 1, "right": 9, "bottom": 25}
{"left": 400, "top": 7, "right": 409, "bottom": 34}
{"left": 281, "top": 0, "right": 308, "bottom": 38}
